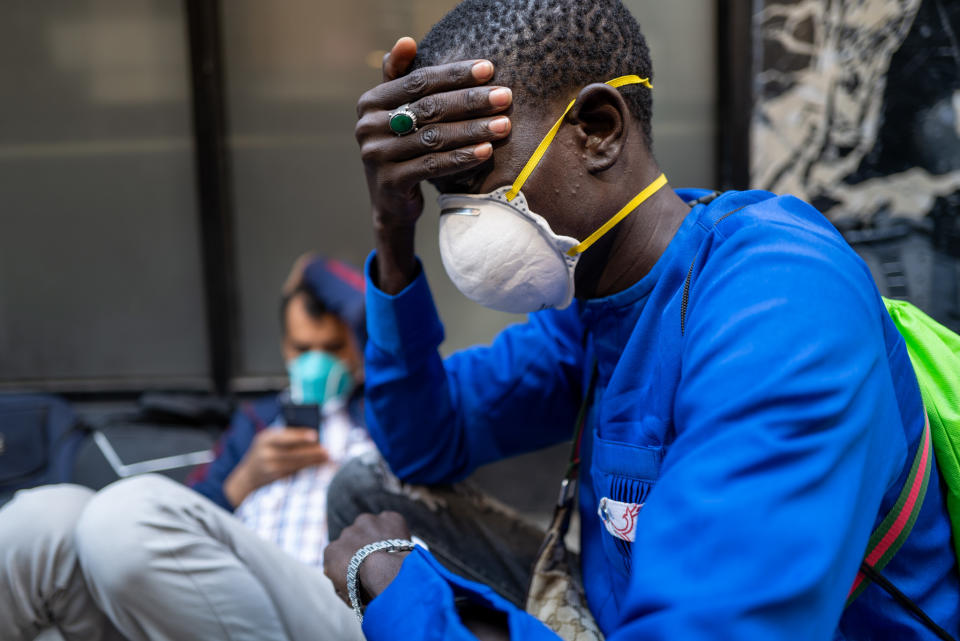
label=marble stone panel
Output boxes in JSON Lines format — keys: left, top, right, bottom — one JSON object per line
{"left": 752, "top": 0, "right": 960, "bottom": 329}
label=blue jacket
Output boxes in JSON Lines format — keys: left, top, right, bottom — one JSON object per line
{"left": 361, "top": 189, "right": 959, "bottom": 640}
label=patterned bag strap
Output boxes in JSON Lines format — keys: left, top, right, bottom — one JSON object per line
{"left": 845, "top": 413, "right": 955, "bottom": 641}
{"left": 558, "top": 361, "right": 600, "bottom": 509}
{"left": 847, "top": 413, "right": 934, "bottom": 606}
{"left": 523, "top": 361, "right": 605, "bottom": 641}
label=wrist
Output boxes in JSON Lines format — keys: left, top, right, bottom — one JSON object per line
{"left": 373, "top": 225, "right": 418, "bottom": 295}
{"left": 346, "top": 539, "right": 416, "bottom": 622}
{"left": 223, "top": 466, "right": 254, "bottom": 507}
{"left": 358, "top": 548, "right": 412, "bottom": 600}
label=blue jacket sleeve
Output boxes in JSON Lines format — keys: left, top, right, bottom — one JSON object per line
{"left": 610, "top": 203, "right": 908, "bottom": 639}
{"left": 188, "top": 402, "right": 265, "bottom": 511}
{"left": 364, "top": 253, "right": 588, "bottom": 484}
{"left": 363, "top": 547, "right": 560, "bottom": 641}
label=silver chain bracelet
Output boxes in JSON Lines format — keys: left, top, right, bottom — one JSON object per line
{"left": 346, "top": 538, "right": 417, "bottom": 622}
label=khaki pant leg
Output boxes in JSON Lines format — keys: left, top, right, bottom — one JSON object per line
{"left": 0, "top": 485, "right": 125, "bottom": 641}
{"left": 75, "top": 474, "right": 362, "bottom": 641}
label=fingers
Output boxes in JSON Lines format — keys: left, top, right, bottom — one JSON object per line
{"left": 285, "top": 445, "right": 331, "bottom": 467}
{"left": 261, "top": 427, "right": 319, "bottom": 446}
{"left": 359, "top": 59, "right": 495, "bottom": 114}
{"left": 382, "top": 36, "right": 417, "bottom": 82}
{"left": 357, "top": 85, "right": 511, "bottom": 136}
{"left": 271, "top": 445, "right": 331, "bottom": 473}
{"left": 374, "top": 143, "right": 494, "bottom": 191}
{"left": 344, "top": 511, "right": 412, "bottom": 541}
{"left": 360, "top": 116, "right": 510, "bottom": 163}
{"left": 356, "top": 82, "right": 511, "bottom": 183}
{"left": 369, "top": 511, "right": 410, "bottom": 538}
{"left": 404, "top": 116, "right": 511, "bottom": 158}
{"left": 409, "top": 86, "right": 512, "bottom": 128}
{"left": 358, "top": 53, "right": 508, "bottom": 226}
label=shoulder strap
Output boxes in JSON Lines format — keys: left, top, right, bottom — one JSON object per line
{"left": 845, "top": 413, "right": 956, "bottom": 640}
{"left": 558, "top": 361, "right": 599, "bottom": 507}
{"left": 847, "top": 413, "right": 934, "bottom": 606}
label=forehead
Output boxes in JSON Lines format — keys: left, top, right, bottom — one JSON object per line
{"left": 285, "top": 295, "right": 346, "bottom": 339}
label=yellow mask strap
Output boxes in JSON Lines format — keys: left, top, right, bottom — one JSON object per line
{"left": 504, "top": 74, "right": 653, "bottom": 202}
{"left": 566, "top": 173, "right": 667, "bottom": 256}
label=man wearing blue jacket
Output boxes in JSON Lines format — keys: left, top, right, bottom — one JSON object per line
{"left": 322, "top": 1, "right": 960, "bottom": 639}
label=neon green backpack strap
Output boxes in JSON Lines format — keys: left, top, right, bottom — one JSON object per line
{"left": 883, "top": 297, "right": 960, "bottom": 562}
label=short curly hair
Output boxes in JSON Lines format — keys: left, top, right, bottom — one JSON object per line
{"left": 413, "top": 0, "right": 655, "bottom": 145}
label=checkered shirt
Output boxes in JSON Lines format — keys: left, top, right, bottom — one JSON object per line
{"left": 234, "top": 402, "right": 373, "bottom": 567}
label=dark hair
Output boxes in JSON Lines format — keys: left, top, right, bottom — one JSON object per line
{"left": 413, "top": 0, "right": 655, "bottom": 144}
{"left": 280, "top": 282, "right": 330, "bottom": 335}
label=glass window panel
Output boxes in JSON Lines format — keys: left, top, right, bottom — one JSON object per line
{"left": 0, "top": 0, "right": 208, "bottom": 389}
{"left": 224, "top": 1, "right": 717, "bottom": 381}
{"left": 623, "top": 0, "right": 718, "bottom": 189}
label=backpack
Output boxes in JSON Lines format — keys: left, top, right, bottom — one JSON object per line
{"left": 0, "top": 394, "right": 88, "bottom": 503}
{"left": 883, "top": 297, "right": 960, "bottom": 561}
{"left": 838, "top": 298, "right": 959, "bottom": 640}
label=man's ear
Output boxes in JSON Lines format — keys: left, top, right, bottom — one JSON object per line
{"left": 568, "top": 83, "right": 629, "bottom": 174}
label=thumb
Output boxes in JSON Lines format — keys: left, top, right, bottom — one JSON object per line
{"left": 383, "top": 36, "right": 417, "bottom": 82}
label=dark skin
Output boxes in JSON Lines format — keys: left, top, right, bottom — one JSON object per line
{"left": 324, "top": 36, "right": 691, "bottom": 637}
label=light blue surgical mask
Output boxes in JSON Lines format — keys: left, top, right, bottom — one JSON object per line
{"left": 287, "top": 350, "right": 354, "bottom": 406}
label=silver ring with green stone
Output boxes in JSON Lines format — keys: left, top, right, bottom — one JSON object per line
{"left": 388, "top": 105, "right": 418, "bottom": 136}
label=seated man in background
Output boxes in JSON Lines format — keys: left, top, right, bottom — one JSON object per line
{"left": 189, "top": 254, "right": 372, "bottom": 565}
{"left": 0, "top": 255, "right": 370, "bottom": 641}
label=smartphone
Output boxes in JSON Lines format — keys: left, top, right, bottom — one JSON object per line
{"left": 281, "top": 403, "right": 321, "bottom": 431}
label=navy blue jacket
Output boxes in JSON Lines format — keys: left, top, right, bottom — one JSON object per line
{"left": 188, "top": 395, "right": 282, "bottom": 511}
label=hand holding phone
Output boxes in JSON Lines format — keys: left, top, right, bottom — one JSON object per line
{"left": 223, "top": 423, "right": 328, "bottom": 506}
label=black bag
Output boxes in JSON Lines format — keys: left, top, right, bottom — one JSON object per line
{"left": 0, "top": 394, "right": 87, "bottom": 501}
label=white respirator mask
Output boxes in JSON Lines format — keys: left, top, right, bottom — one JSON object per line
{"left": 437, "top": 74, "right": 667, "bottom": 314}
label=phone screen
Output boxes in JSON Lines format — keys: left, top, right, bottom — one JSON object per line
{"left": 281, "top": 403, "right": 321, "bottom": 430}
